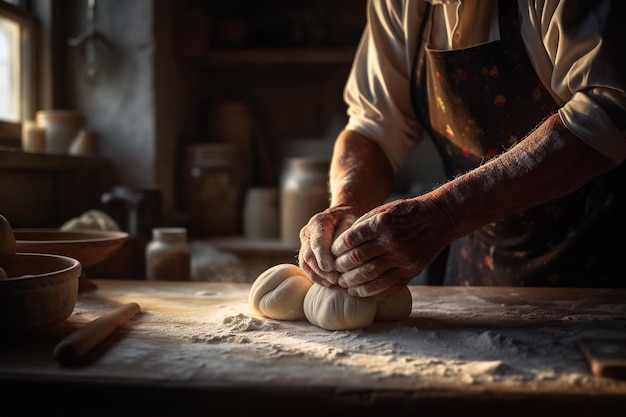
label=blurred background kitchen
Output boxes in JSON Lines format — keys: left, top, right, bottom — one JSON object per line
{"left": 0, "top": 0, "right": 446, "bottom": 282}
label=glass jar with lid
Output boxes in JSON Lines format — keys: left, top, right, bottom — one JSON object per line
{"left": 145, "top": 227, "right": 191, "bottom": 281}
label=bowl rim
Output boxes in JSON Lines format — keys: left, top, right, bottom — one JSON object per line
{"left": 13, "top": 228, "right": 129, "bottom": 244}
{"left": 1, "top": 252, "right": 81, "bottom": 282}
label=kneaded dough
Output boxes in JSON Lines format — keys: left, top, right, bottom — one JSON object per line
{"left": 248, "top": 263, "right": 313, "bottom": 321}
{"left": 60, "top": 209, "right": 120, "bottom": 231}
{"left": 304, "top": 284, "right": 377, "bottom": 331}
{"left": 375, "top": 286, "right": 413, "bottom": 321}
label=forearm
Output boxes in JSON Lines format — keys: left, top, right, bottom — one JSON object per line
{"left": 428, "top": 114, "right": 616, "bottom": 240}
{"left": 330, "top": 130, "right": 396, "bottom": 214}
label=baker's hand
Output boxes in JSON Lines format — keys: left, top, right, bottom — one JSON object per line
{"left": 298, "top": 206, "right": 358, "bottom": 287}
{"left": 331, "top": 197, "right": 452, "bottom": 300}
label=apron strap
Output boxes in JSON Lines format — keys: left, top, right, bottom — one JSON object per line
{"left": 498, "top": 0, "right": 522, "bottom": 46}
{"left": 410, "top": 2, "right": 433, "bottom": 125}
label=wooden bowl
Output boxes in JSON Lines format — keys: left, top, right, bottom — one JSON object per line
{"left": 13, "top": 229, "right": 129, "bottom": 268}
{"left": 0, "top": 253, "right": 81, "bottom": 340}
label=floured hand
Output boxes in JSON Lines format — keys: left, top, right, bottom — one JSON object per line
{"left": 297, "top": 206, "right": 357, "bottom": 287}
{"left": 331, "top": 196, "right": 451, "bottom": 300}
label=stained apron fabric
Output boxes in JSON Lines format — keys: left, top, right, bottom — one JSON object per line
{"left": 411, "top": 0, "right": 626, "bottom": 287}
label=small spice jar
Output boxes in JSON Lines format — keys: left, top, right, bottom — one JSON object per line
{"left": 145, "top": 227, "right": 191, "bottom": 281}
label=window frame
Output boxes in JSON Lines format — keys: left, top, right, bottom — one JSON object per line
{"left": 0, "top": 0, "right": 38, "bottom": 147}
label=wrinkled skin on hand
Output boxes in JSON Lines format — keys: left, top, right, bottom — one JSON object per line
{"left": 331, "top": 196, "right": 452, "bottom": 300}
{"left": 297, "top": 206, "right": 358, "bottom": 287}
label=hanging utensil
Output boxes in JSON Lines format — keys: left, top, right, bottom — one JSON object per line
{"left": 67, "top": 0, "right": 113, "bottom": 84}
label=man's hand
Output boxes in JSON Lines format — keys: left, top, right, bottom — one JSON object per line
{"left": 331, "top": 196, "right": 452, "bottom": 300}
{"left": 298, "top": 206, "right": 358, "bottom": 287}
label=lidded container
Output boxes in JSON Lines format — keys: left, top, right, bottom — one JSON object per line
{"left": 36, "top": 110, "right": 85, "bottom": 154}
{"left": 145, "top": 227, "right": 190, "bottom": 281}
{"left": 280, "top": 157, "right": 330, "bottom": 247}
{"left": 182, "top": 143, "right": 245, "bottom": 237}
{"left": 243, "top": 187, "right": 280, "bottom": 240}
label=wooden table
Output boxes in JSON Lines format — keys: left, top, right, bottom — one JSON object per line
{"left": 1, "top": 280, "right": 625, "bottom": 416}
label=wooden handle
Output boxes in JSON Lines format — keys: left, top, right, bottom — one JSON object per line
{"left": 54, "top": 302, "right": 141, "bottom": 366}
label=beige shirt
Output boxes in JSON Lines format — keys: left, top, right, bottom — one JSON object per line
{"left": 344, "top": 0, "right": 626, "bottom": 171}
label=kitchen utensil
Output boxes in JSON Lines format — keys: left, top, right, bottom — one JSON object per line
{"left": 0, "top": 253, "right": 81, "bottom": 340}
{"left": 100, "top": 185, "right": 162, "bottom": 239}
{"left": 54, "top": 302, "right": 140, "bottom": 366}
{"left": 14, "top": 229, "right": 128, "bottom": 291}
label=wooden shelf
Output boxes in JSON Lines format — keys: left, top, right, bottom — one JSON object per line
{"left": 0, "top": 148, "right": 111, "bottom": 171}
{"left": 184, "top": 48, "right": 356, "bottom": 67}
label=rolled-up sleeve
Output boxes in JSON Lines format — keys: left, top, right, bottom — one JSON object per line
{"left": 344, "top": 0, "right": 426, "bottom": 172}
{"left": 347, "top": 0, "right": 626, "bottom": 169}
{"left": 524, "top": 0, "right": 626, "bottom": 165}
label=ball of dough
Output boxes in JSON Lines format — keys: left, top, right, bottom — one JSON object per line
{"left": 248, "top": 263, "right": 313, "bottom": 321}
{"left": 304, "top": 284, "right": 377, "bottom": 331}
{"left": 60, "top": 209, "right": 120, "bottom": 231}
{"left": 375, "top": 286, "right": 412, "bottom": 321}
{"left": 0, "top": 214, "right": 16, "bottom": 262}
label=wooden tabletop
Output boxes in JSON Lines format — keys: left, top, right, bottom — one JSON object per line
{"left": 1, "top": 279, "right": 625, "bottom": 416}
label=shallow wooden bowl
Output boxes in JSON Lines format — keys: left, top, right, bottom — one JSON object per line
{"left": 13, "top": 229, "right": 129, "bottom": 268}
{"left": 0, "top": 253, "right": 81, "bottom": 340}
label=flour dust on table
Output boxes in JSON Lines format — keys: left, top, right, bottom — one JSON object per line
{"left": 67, "top": 282, "right": 626, "bottom": 394}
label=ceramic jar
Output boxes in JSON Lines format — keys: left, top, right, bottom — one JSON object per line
{"left": 36, "top": 110, "right": 85, "bottom": 154}
{"left": 21, "top": 121, "right": 45, "bottom": 152}
{"left": 280, "top": 157, "right": 330, "bottom": 247}
{"left": 243, "top": 187, "right": 280, "bottom": 240}
{"left": 182, "top": 143, "right": 245, "bottom": 237}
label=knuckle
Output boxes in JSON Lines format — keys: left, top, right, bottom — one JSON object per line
{"left": 345, "top": 248, "right": 367, "bottom": 266}
{"left": 354, "top": 262, "right": 380, "bottom": 282}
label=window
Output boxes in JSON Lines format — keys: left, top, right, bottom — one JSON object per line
{"left": 0, "top": 15, "right": 19, "bottom": 122}
{"left": 0, "top": 0, "right": 37, "bottom": 147}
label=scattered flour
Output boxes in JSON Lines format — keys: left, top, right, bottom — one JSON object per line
{"left": 75, "top": 284, "right": 626, "bottom": 394}
{"left": 125, "top": 311, "right": 626, "bottom": 392}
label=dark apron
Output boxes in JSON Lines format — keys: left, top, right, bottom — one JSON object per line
{"left": 411, "top": 0, "right": 626, "bottom": 287}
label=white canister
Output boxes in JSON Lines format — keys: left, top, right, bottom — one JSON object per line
{"left": 243, "top": 187, "right": 280, "bottom": 240}
{"left": 36, "top": 110, "right": 86, "bottom": 154}
{"left": 280, "top": 157, "right": 330, "bottom": 248}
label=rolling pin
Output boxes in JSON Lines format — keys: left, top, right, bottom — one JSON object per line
{"left": 54, "top": 302, "right": 141, "bottom": 366}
